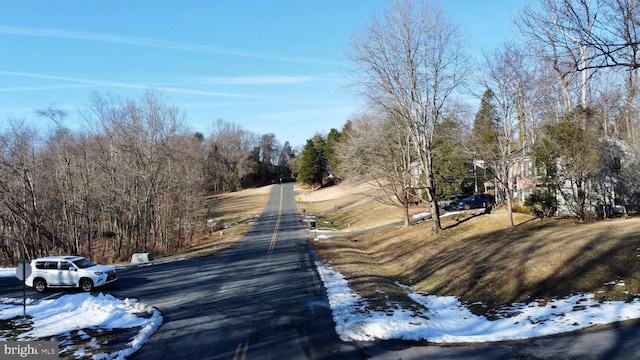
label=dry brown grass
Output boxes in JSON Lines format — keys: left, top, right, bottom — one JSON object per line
{"left": 206, "top": 185, "right": 273, "bottom": 223}
{"left": 295, "top": 182, "right": 427, "bottom": 231}
{"left": 170, "top": 182, "right": 640, "bottom": 315}
{"left": 306, "top": 182, "right": 640, "bottom": 314}
{"left": 162, "top": 185, "right": 274, "bottom": 259}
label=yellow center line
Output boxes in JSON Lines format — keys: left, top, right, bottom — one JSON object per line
{"left": 267, "top": 186, "right": 284, "bottom": 255}
{"left": 238, "top": 187, "right": 284, "bottom": 357}
{"left": 233, "top": 342, "right": 249, "bottom": 360}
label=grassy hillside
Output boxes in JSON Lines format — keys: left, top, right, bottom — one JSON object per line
{"left": 297, "top": 183, "right": 640, "bottom": 315}
{"left": 174, "top": 182, "right": 640, "bottom": 316}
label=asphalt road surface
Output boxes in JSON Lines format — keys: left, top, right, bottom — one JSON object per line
{"left": 2, "top": 183, "right": 640, "bottom": 359}
{"left": 117, "top": 183, "right": 359, "bottom": 359}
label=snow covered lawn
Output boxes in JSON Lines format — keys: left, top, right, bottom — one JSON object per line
{"left": 0, "top": 289, "right": 161, "bottom": 359}
{"left": 316, "top": 261, "right": 640, "bottom": 343}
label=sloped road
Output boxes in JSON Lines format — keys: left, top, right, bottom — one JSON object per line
{"left": 115, "top": 183, "right": 359, "bottom": 359}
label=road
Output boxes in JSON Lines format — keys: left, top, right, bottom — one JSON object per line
{"left": 118, "top": 183, "right": 360, "bottom": 359}
{"left": 2, "top": 183, "right": 640, "bottom": 359}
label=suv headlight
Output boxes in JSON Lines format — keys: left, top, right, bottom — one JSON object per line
{"left": 94, "top": 271, "right": 103, "bottom": 275}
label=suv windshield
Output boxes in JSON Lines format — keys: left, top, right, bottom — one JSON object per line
{"left": 73, "top": 258, "right": 96, "bottom": 269}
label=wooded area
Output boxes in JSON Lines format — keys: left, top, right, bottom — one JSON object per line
{"left": 0, "top": 90, "right": 294, "bottom": 266}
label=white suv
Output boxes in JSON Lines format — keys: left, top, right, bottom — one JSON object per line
{"left": 25, "top": 256, "right": 117, "bottom": 292}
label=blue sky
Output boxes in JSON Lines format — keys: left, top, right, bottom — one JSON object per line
{"left": 0, "top": 1, "right": 523, "bottom": 147}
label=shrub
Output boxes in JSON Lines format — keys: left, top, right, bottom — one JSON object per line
{"left": 525, "top": 190, "right": 557, "bottom": 218}
{"left": 512, "top": 204, "right": 532, "bottom": 214}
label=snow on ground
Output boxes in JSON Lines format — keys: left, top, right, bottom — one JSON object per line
{"left": 0, "top": 292, "right": 161, "bottom": 359}
{"left": 0, "top": 264, "right": 164, "bottom": 359}
{"left": 2, "top": 246, "right": 640, "bottom": 357}
{"left": 315, "top": 260, "right": 640, "bottom": 343}
{"left": 0, "top": 268, "right": 14, "bottom": 278}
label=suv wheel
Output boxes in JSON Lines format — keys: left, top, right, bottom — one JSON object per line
{"left": 80, "top": 278, "right": 94, "bottom": 292}
{"left": 33, "top": 278, "right": 47, "bottom": 293}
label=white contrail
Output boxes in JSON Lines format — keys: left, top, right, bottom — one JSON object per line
{"left": 0, "top": 71, "right": 256, "bottom": 98}
{"left": 0, "top": 25, "right": 340, "bottom": 66}
{"left": 195, "top": 75, "right": 315, "bottom": 85}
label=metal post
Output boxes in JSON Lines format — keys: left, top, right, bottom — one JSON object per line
{"left": 21, "top": 259, "right": 27, "bottom": 318}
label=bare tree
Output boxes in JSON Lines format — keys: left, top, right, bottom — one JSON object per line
{"left": 349, "top": 0, "right": 467, "bottom": 233}
{"left": 0, "top": 122, "right": 49, "bottom": 260}
{"left": 204, "top": 119, "right": 258, "bottom": 192}
{"left": 517, "top": 0, "right": 640, "bottom": 142}
{"left": 476, "top": 43, "right": 527, "bottom": 229}
{"left": 603, "top": 0, "right": 640, "bottom": 142}
{"left": 0, "top": 89, "right": 229, "bottom": 266}
{"left": 36, "top": 105, "right": 68, "bottom": 128}
{"left": 554, "top": 0, "right": 601, "bottom": 107}
{"left": 337, "top": 111, "right": 416, "bottom": 227}
{"left": 516, "top": 0, "right": 600, "bottom": 112}
{"left": 578, "top": 0, "right": 640, "bottom": 71}
{"left": 84, "top": 90, "right": 202, "bottom": 260}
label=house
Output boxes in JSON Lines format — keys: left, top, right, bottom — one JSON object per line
{"left": 504, "top": 148, "right": 536, "bottom": 204}
{"left": 499, "top": 137, "right": 640, "bottom": 218}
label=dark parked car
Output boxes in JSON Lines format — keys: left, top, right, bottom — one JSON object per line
{"left": 458, "top": 194, "right": 495, "bottom": 210}
{"left": 437, "top": 194, "right": 467, "bottom": 211}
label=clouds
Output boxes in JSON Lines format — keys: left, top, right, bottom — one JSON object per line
{"left": 196, "top": 75, "right": 315, "bottom": 85}
{"left": 0, "top": 5, "right": 357, "bottom": 146}
{"left": 0, "top": 25, "right": 339, "bottom": 66}
{"left": 0, "top": 71, "right": 267, "bottom": 99}
{"left": 0, "top": 22, "right": 324, "bottom": 98}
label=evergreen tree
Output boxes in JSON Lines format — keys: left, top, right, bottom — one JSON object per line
{"left": 325, "top": 128, "right": 342, "bottom": 177}
{"left": 277, "top": 141, "right": 295, "bottom": 180}
{"left": 433, "top": 115, "right": 474, "bottom": 198}
{"left": 470, "top": 89, "right": 501, "bottom": 193}
{"left": 241, "top": 146, "right": 262, "bottom": 187}
{"left": 297, "top": 135, "right": 327, "bottom": 186}
{"left": 473, "top": 89, "right": 501, "bottom": 157}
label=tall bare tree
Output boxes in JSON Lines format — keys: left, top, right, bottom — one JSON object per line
{"left": 517, "top": 0, "right": 599, "bottom": 112}
{"left": 517, "top": 0, "right": 640, "bottom": 142}
{"left": 0, "top": 122, "right": 49, "bottom": 261}
{"left": 337, "top": 111, "right": 416, "bottom": 227}
{"left": 83, "top": 90, "right": 202, "bottom": 260}
{"left": 476, "top": 43, "right": 527, "bottom": 229}
{"left": 603, "top": 0, "right": 640, "bottom": 142}
{"left": 349, "top": 0, "right": 467, "bottom": 233}
{"left": 204, "top": 119, "right": 258, "bottom": 192}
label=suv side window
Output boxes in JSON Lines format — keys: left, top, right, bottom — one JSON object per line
{"left": 35, "top": 261, "right": 47, "bottom": 269}
{"left": 60, "top": 261, "right": 72, "bottom": 270}
{"left": 45, "top": 261, "right": 58, "bottom": 270}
